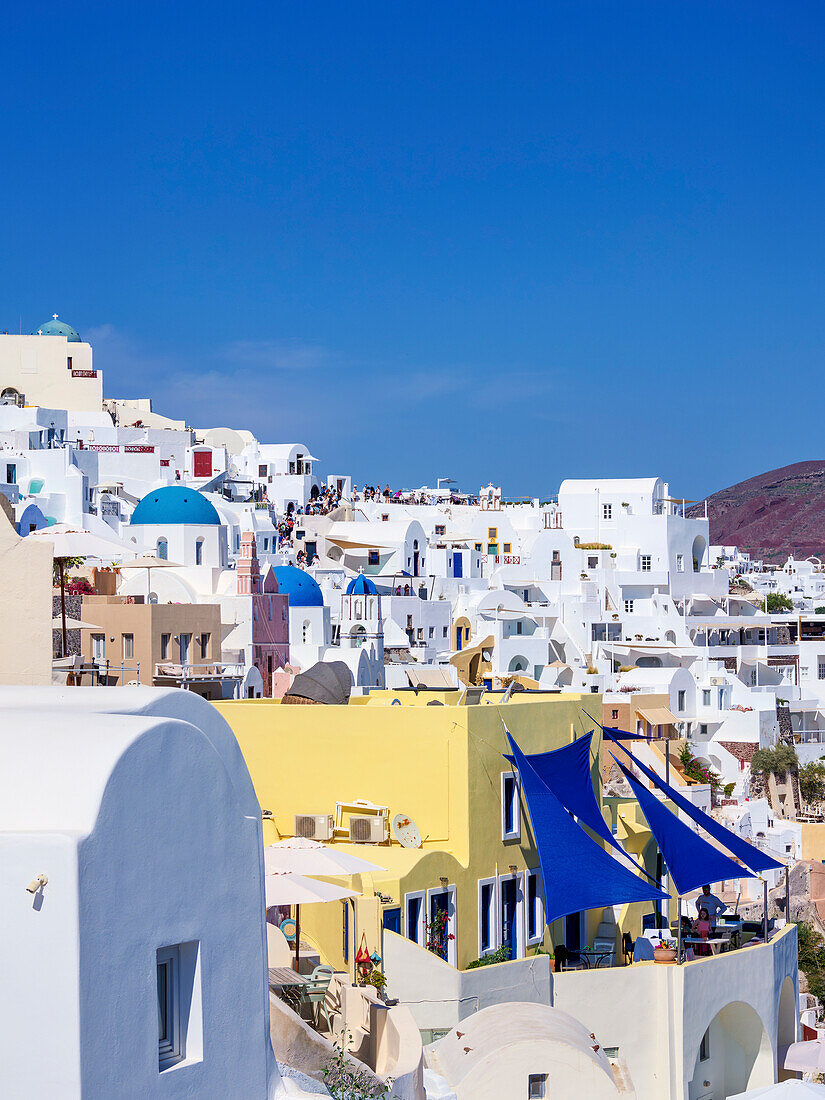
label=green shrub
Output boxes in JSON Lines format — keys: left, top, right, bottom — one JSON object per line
{"left": 816, "top": 607, "right": 825, "bottom": 615}
{"left": 751, "top": 745, "right": 799, "bottom": 775}
{"left": 764, "top": 593, "right": 794, "bottom": 612}
{"left": 795, "top": 922, "right": 825, "bottom": 1005}
{"left": 799, "top": 759, "right": 825, "bottom": 804}
{"left": 466, "top": 945, "right": 510, "bottom": 969}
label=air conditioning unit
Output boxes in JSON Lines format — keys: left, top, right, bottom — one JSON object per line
{"left": 349, "top": 814, "right": 389, "bottom": 844}
{"left": 295, "top": 814, "right": 334, "bottom": 841}
{"left": 710, "top": 676, "right": 725, "bottom": 687}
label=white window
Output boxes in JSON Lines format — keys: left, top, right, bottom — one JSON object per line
{"left": 718, "top": 687, "right": 725, "bottom": 708}
{"left": 602, "top": 503, "right": 612, "bottom": 520}
{"left": 302, "top": 620, "right": 311, "bottom": 644}
{"left": 640, "top": 554, "right": 651, "bottom": 572}
{"left": 195, "top": 537, "right": 204, "bottom": 566}
{"left": 502, "top": 772, "right": 520, "bottom": 840}
{"left": 199, "top": 632, "right": 210, "bottom": 658}
{"left": 818, "top": 662, "right": 825, "bottom": 681}
{"left": 677, "top": 689, "right": 686, "bottom": 711}
{"left": 588, "top": 556, "right": 598, "bottom": 569}
{"left": 528, "top": 1074, "right": 548, "bottom": 1098}
{"left": 428, "top": 627, "right": 434, "bottom": 638}
{"left": 156, "top": 942, "right": 201, "bottom": 1071}
{"left": 702, "top": 689, "right": 711, "bottom": 706}
{"left": 156, "top": 537, "right": 168, "bottom": 560}
{"left": 160, "top": 633, "right": 170, "bottom": 661}
{"left": 699, "top": 1028, "right": 710, "bottom": 1062}
{"left": 122, "top": 634, "right": 134, "bottom": 660}
{"left": 92, "top": 633, "right": 105, "bottom": 660}
{"left": 179, "top": 633, "right": 191, "bottom": 663}
{"left": 405, "top": 891, "right": 425, "bottom": 946}
{"left": 478, "top": 878, "right": 496, "bottom": 955}
{"left": 157, "top": 945, "right": 182, "bottom": 1068}
{"left": 624, "top": 599, "right": 634, "bottom": 614}
{"left": 676, "top": 553, "right": 684, "bottom": 573}
{"left": 526, "top": 870, "right": 543, "bottom": 944}
{"left": 442, "top": 626, "right": 448, "bottom": 637}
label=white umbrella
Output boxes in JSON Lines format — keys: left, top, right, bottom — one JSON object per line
{"left": 784, "top": 1039, "right": 825, "bottom": 1073}
{"left": 51, "top": 615, "right": 100, "bottom": 630}
{"left": 119, "top": 554, "right": 183, "bottom": 602}
{"left": 25, "top": 524, "right": 125, "bottom": 561}
{"left": 730, "top": 1081, "right": 825, "bottom": 1099}
{"left": 26, "top": 525, "right": 125, "bottom": 656}
{"left": 265, "top": 869, "right": 360, "bottom": 970}
{"left": 265, "top": 836, "right": 386, "bottom": 876}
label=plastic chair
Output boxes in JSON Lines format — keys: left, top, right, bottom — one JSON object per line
{"left": 299, "top": 965, "right": 335, "bottom": 1031}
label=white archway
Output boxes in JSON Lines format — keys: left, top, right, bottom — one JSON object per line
{"left": 777, "top": 976, "right": 797, "bottom": 1081}
{"left": 688, "top": 1001, "right": 772, "bottom": 1099}
{"left": 509, "top": 656, "right": 528, "bottom": 673}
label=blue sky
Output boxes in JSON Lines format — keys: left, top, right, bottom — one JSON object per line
{"left": 3, "top": 2, "right": 824, "bottom": 498}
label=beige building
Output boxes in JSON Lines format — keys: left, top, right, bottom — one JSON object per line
{"left": 0, "top": 500, "right": 52, "bottom": 684}
{"left": 79, "top": 595, "right": 230, "bottom": 699}
{"left": 0, "top": 319, "right": 103, "bottom": 412}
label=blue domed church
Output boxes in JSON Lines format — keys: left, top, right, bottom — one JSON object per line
{"left": 130, "top": 485, "right": 228, "bottom": 567}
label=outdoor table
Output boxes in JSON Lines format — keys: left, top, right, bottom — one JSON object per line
{"left": 268, "top": 967, "right": 310, "bottom": 1010}
{"left": 683, "top": 935, "right": 731, "bottom": 957}
{"left": 579, "top": 947, "right": 615, "bottom": 968}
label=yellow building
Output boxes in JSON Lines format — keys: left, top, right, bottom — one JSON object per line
{"left": 218, "top": 689, "right": 663, "bottom": 975}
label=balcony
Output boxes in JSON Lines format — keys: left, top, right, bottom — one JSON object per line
{"left": 154, "top": 661, "right": 245, "bottom": 684}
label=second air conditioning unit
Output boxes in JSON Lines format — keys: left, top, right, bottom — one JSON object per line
{"left": 349, "top": 814, "right": 389, "bottom": 844}
{"left": 709, "top": 676, "right": 725, "bottom": 687}
{"left": 295, "top": 814, "right": 334, "bottom": 841}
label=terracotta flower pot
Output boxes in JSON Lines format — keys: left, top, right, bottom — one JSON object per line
{"left": 654, "top": 946, "right": 677, "bottom": 964}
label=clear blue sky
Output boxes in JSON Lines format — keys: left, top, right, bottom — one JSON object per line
{"left": 3, "top": 2, "right": 824, "bottom": 499}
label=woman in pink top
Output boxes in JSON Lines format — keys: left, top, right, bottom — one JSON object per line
{"left": 693, "top": 907, "right": 712, "bottom": 955}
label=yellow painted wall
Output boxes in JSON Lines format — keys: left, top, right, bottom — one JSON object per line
{"left": 802, "top": 823, "right": 825, "bottom": 861}
{"left": 218, "top": 691, "right": 659, "bottom": 971}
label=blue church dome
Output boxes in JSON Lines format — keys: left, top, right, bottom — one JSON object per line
{"left": 34, "top": 316, "right": 82, "bottom": 343}
{"left": 346, "top": 574, "right": 377, "bottom": 596}
{"left": 130, "top": 485, "right": 221, "bottom": 527}
{"left": 272, "top": 566, "right": 324, "bottom": 607}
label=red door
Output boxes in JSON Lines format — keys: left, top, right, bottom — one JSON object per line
{"left": 193, "top": 451, "right": 212, "bottom": 478}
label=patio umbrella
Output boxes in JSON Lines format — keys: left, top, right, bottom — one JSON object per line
{"left": 730, "top": 1082, "right": 825, "bottom": 1099}
{"left": 784, "top": 1039, "right": 825, "bottom": 1073}
{"left": 26, "top": 524, "right": 125, "bottom": 657}
{"left": 119, "top": 554, "right": 183, "bottom": 602}
{"left": 51, "top": 615, "right": 100, "bottom": 630}
{"left": 265, "top": 836, "right": 386, "bottom": 876}
{"left": 265, "top": 869, "right": 360, "bottom": 970}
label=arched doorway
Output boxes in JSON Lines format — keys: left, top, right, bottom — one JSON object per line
{"left": 508, "top": 656, "right": 528, "bottom": 673}
{"left": 688, "top": 1002, "right": 772, "bottom": 1098}
{"left": 777, "top": 976, "right": 797, "bottom": 1081}
{"left": 692, "top": 535, "right": 707, "bottom": 573}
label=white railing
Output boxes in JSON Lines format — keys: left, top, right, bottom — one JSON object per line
{"left": 154, "top": 662, "right": 245, "bottom": 681}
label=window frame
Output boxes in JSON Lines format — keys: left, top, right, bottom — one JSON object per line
{"left": 602, "top": 503, "right": 612, "bottom": 520}
{"left": 501, "top": 771, "right": 520, "bottom": 841}
{"left": 122, "top": 633, "right": 134, "bottom": 661}
{"left": 160, "top": 633, "right": 170, "bottom": 661}
{"left": 624, "top": 599, "right": 634, "bottom": 614}
{"left": 157, "top": 945, "right": 183, "bottom": 1069}
{"left": 640, "top": 554, "right": 652, "bottom": 572}
{"left": 405, "top": 890, "right": 425, "bottom": 946}
{"left": 478, "top": 877, "right": 497, "bottom": 956}
{"left": 526, "top": 870, "right": 543, "bottom": 945}
{"left": 92, "top": 633, "right": 105, "bottom": 661}
{"left": 528, "top": 1073, "right": 548, "bottom": 1099}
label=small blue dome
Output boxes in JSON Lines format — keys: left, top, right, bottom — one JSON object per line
{"left": 272, "top": 566, "right": 324, "bottom": 607}
{"left": 35, "top": 316, "right": 81, "bottom": 343}
{"left": 346, "top": 574, "right": 377, "bottom": 595}
{"left": 130, "top": 485, "right": 221, "bottom": 527}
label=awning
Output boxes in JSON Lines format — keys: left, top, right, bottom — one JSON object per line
{"left": 613, "top": 757, "right": 748, "bottom": 895}
{"left": 626, "top": 750, "right": 783, "bottom": 875}
{"left": 505, "top": 731, "right": 657, "bottom": 881}
{"left": 406, "top": 668, "right": 455, "bottom": 689}
{"left": 326, "top": 535, "right": 399, "bottom": 550}
{"left": 505, "top": 729, "right": 668, "bottom": 925}
{"left": 637, "top": 707, "right": 679, "bottom": 726}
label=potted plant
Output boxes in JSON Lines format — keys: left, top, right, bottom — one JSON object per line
{"left": 653, "top": 938, "right": 677, "bottom": 963}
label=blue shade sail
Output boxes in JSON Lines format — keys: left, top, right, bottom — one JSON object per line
{"left": 505, "top": 729, "right": 668, "bottom": 926}
{"left": 622, "top": 751, "right": 784, "bottom": 875}
{"left": 612, "top": 757, "right": 749, "bottom": 895}
{"left": 506, "top": 731, "right": 657, "bottom": 881}
{"left": 583, "top": 711, "right": 648, "bottom": 740}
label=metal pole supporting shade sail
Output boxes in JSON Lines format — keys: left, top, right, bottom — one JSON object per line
{"left": 504, "top": 728, "right": 668, "bottom": 927}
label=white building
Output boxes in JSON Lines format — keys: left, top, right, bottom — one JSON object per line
{"left": 0, "top": 686, "right": 281, "bottom": 1098}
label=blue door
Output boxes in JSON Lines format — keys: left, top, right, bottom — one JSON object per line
{"left": 501, "top": 879, "right": 518, "bottom": 960}
{"left": 383, "top": 907, "right": 401, "bottom": 934}
{"left": 454, "top": 552, "right": 463, "bottom": 578}
{"left": 429, "top": 891, "right": 450, "bottom": 960}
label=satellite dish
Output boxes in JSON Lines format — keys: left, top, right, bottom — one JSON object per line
{"left": 392, "top": 813, "right": 422, "bottom": 849}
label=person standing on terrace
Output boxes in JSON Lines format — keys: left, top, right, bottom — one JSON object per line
{"left": 695, "top": 884, "right": 726, "bottom": 927}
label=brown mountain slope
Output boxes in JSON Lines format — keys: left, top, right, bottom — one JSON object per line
{"left": 686, "top": 461, "right": 825, "bottom": 563}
